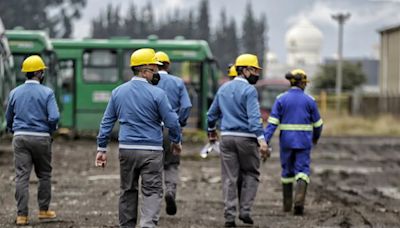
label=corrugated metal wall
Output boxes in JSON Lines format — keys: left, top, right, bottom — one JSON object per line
{"left": 380, "top": 28, "right": 400, "bottom": 95}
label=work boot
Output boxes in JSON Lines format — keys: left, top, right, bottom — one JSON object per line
{"left": 239, "top": 215, "right": 254, "bottom": 225}
{"left": 224, "top": 221, "right": 236, "bottom": 227}
{"left": 38, "top": 210, "right": 57, "bottom": 219}
{"left": 294, "top": 180, "right": 308, "bottom": 216}
{"left": 282, "top": 183, "right": 293, "bottom": 212}
{"left": 16, "top": 216, "right": 29, "bottom": 225}
{"left": 165, "top": 192, "right": 177, "bottom": 215}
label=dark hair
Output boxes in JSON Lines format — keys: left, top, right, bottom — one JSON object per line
{"left": 26, "top": 72, "right": 35, "bottom": 79}
{"left": 235, "top": 66, "right": 246, "bottom": 75}
{"left": 158, "top": 62, "right": 169, "bottom": 71}
{"left": 131, "top": 66, "right": 141, "bottom": 75}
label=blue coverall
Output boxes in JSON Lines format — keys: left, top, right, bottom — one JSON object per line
{"left": 263, "top": 87, "right": 323, "bottom": 184}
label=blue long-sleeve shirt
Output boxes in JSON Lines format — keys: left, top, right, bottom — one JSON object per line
{"left": 97, "top": 77, "right": 181, "bottom": 152}
{"left": 6, "top": 80, "right": 59, "bottom": 135}
{"left": 263, "top": 87, "right": 323, "bottom": 149}
{"left": 157, "top": 71, "right": 192, "bottom": 127}
{"left": 207, "top": 77, "right": 264, "bottom": 140}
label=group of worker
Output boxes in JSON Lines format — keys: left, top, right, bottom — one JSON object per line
{"left": 5, "top": 48, "right": 322, "bottom": 227}
{"left": 210, "top": 58, "right": 323, "bottom": 227}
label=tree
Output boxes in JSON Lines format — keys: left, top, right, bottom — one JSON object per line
{"left": 138, "top": 3, "right": 155, "bottom": 38}
{"left": 314, "top": 62, "right": 366, "bottom": 92}
{"left": 0, "top": 0, "right": 87, "bottom": 38}
{"left": 92, "top": 4, "right": 124, "bottom": 38}
{"left": 196, "top": 0, "right": 210, "bottom": 41}
{"left": 185, "top": 10, "right": 195, "bottom": 39}
{"left": 123, "top": 3, "right": 139, "bottom": 38}
{"left": 212, "top": 9, "right": 239, "bottom": 71}
{"left": 241, "top": 2, "right": 267, "bottom": 68}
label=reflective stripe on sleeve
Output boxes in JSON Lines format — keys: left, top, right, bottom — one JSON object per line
{"left": 313, "top": 119, "right": 323, "bottom": 128}
{"left": 279, "top": 124, "right": 313, "bottom": 131}
{"left": 268, "top": 117, "right": 280, "bottom": 125}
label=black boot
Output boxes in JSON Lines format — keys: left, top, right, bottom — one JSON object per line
{"left": 165, "top": 192, "right": 177, "bottom": 215}
{"left": 294, "top": 180, "right": 307, "bottom": 216}
{"left": 282, "top": 183, "right": 293, "bottom": 212}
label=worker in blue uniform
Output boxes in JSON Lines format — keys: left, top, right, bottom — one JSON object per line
{"left": 6, "top": 55, "right": 60, "bottom": 225}
{"left": 96, "top": 48, "right": 182, "bottom": 228}
{"left": 263, "top": 69, "right": 323, "bottom": 215}
{"left": 155, "top": 51, "right": 192, "bottom": 216}
{"left": 207, "top": 54, "right": 269, "bottom": 227}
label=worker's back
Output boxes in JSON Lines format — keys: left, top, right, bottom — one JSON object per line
{"left": 7, "top": 81, "right": 59, "bottom": 133}
{"left": 272, "top": 87, "right": 320, "bottom": 149}
{"left": 110, "top": 77, "right": 177, "bottom": 146}
{"left": 213, "top": 77, "right": 262, "bottom": 136}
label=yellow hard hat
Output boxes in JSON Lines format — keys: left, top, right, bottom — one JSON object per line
{"left": 285, "top": 68, "right": 310, "bottom": 83}
{"left": 21, "top": 55, "right": 47, "bottom": 72}
{"left": 228, "top": 65, "right": 237, "bottom": 77}
{"left": 235, "top": 54, "right": 262, "bottom": 69}
{"left": 130, "top": 48, "right": 162, "bottom": 67}
{"left": 155, "top": 51, "right": 170, "bottom": 64}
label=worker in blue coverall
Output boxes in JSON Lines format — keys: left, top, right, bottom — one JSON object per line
{"left": 208, "top": 54, "right": 269, "bottom": 227}
{"left": 263, "top": 69, "right": 323, "bottom": 215}
{"left": 96, "top": 48, "right": 182, "bottom": 228}
{"left": 155, "top": 51, "right": 192, "bottom": 216}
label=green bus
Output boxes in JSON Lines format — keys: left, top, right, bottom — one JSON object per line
{"left": 52, "top": 36, "right": 219, "bottom": 132}
{"left": 5, "top": 29, "right": 61, "bottom": 106}
{"left": 0, "top": 19, "right": 15, "bottom": 135}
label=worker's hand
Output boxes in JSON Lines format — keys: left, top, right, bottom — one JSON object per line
{"left": 171, "top": 142, "right": 182, "bottom": 155}
{"left": 208, "top": 130, "right": 218, "bottom": 143}
{"left": 95, "top": 151, "right": 107, "bottom": 168}
{"left": 259, "top": 140, "right": 270, "bottom": 162}
{"left": 313, "top": 138, "right": 318, "bottom": 145}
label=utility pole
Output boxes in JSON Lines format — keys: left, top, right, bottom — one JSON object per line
{"left": 332, "top": 12, "right": 351, "bottom": 114}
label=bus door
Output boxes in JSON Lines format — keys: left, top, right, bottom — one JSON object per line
{"left": 58, "top": 59, "right": 75, "bottom": 129}
{"left": 76, "top": 49, "right": 121, "bottom": 131}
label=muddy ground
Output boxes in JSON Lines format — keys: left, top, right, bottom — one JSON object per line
{"left": 0, "top": 136, "right": 399, "bottom": 227}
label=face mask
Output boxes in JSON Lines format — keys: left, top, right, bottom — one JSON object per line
{"left": 246, "top": 74, "right": 259, "bottom": 85}
{"left": 150, "top": 72, "right": 160, "bottom": 85}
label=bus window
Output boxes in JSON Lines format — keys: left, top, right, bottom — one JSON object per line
{"left": 59, "top": 60, "right": 74, "bottom": 103}
{"left": 83, "top": 50, "right": 118, "bottom": 83}
{"left": 259, "top": 86, "right": 287, "bottom": 110}
{"left": 13, "top": 55, "right": 27, "bottom": 84}
{"left": 123, "top": 51, "right": 136, "bottom": 82}
{"left": 42, "top": 52, "right": 58, "bottom": 91}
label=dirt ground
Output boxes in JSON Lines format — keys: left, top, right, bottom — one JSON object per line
{"left": 0, "top": 136, "right": 399, "bottom": 227}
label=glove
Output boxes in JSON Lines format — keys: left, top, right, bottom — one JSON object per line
{"left": 171, "top": 142, "right": 182, "bottom": 155}
{"left": 208, "top": 130, "right": 218, "bottom": 143}
{"left": 313, "top": 138, "right": 318, "bottom": 145}
{"left": 259, "top": 140, "right": 270, "bottom": 162}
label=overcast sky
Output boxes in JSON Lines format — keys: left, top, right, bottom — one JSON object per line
{"left": 72, "top": 0, "right": 400, "bottom": 62}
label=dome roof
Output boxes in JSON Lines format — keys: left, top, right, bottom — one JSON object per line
{"left": 266, "top": 52, "right": 278, "bottom": 64}
{"left": 285, "top": 18, "right": 323, "bottom": 52}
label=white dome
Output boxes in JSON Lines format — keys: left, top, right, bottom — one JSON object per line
{"left": 285, "top": 18, "right": 323, "bottom": 66}
{"left": 266, "top": 52, "right": 278, "bottom": 63}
